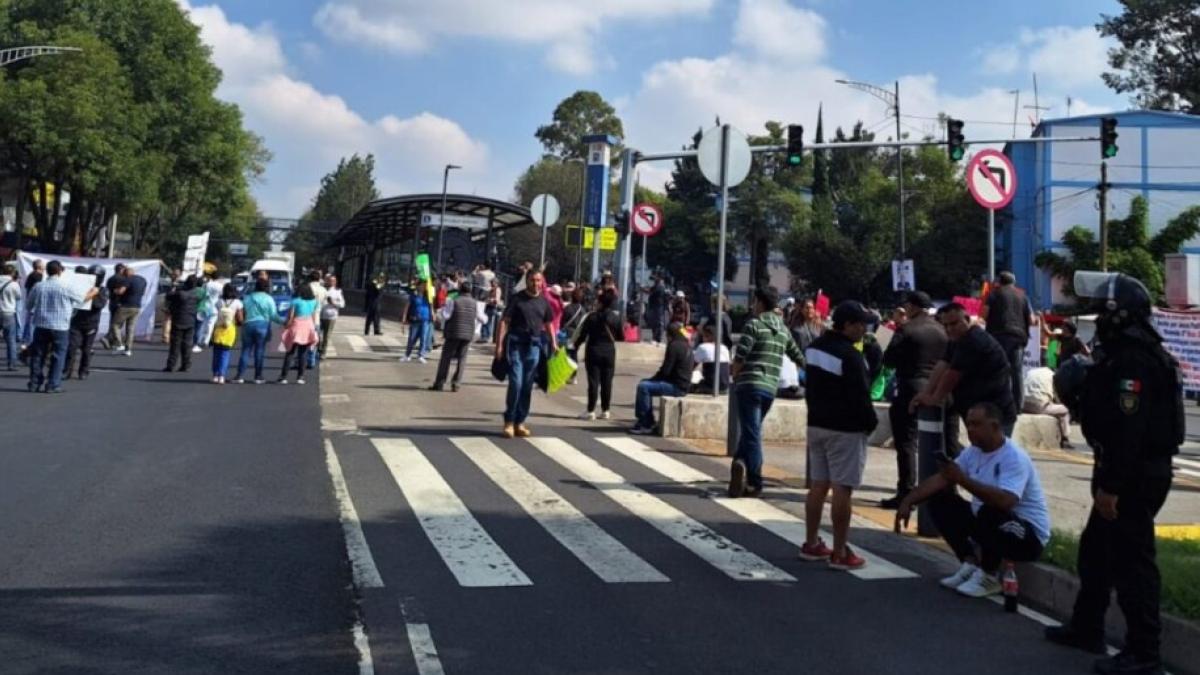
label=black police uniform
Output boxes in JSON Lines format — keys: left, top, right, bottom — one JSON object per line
{"left": 882, "top": 311, "right": 949, "bottom": 501}
{"left": 64, "top": 268, "right": 108, "bottom": 380}
{"left": 1071, "top": 330, "right": 1181, "bottom": 666}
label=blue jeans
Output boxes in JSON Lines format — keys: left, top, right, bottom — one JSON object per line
{"left": 236, "top": 322, "right": 270, "bottom": 380}
{"left": 406, "top": 319, "right": 431, "bottom": 358}
{"left": 212, "top": 345, "right": 232, "bottom": 378}
{"left": 307, "top": 324, "right": 321, "bottom": 368}
{"left": 734, "top": 385, "right": 776, "bottom": 489}
{"left": 28, "top": 327, "right": 69, "bottom": 390}
{"left": 504, "top": 336, "right": 542, "bottom": 424}
{"left": 481, "top": 308, "right": 496, "bottom": 341}
{"left": 1, "top": 313, "right": 17, "bottom": 368}
{"left": 635, "top": 380, "right": 685, "bottom": 428}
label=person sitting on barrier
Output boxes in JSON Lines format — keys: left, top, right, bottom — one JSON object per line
{"left": 691, "top": 323, "right": 730, "bottom": 394}
{"left": 895, "top": 402, "right": 1050, "bottom": 598}
{"left": 630, "top": 321, "right": 693, "bottom": 435}
{"left": 1023, "top": 365, "right": 1073, "bottom": 449}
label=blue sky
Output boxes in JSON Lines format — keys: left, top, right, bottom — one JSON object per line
{"left": 181, "top": 0, "right": 1127, "bottom": 218}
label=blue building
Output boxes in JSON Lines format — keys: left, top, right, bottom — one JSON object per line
{"left": 1004, "top": 110, "right": 1200, "bottom": 309}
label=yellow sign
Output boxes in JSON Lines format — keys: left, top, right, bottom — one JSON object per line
{"left": 566, "top": 225, "right": 617, "bottom": 251}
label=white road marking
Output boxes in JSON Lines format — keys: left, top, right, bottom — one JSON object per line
{"left": 322, "top": 393, "right": 351, "bottom": 404}
{"left": 324, "top": 440, "right": 384, "bottom": 588}
{"left": 1176, "top": 467, "right": 1200, "bottom": 480}
{"left": 377, "top": 335, "right": 403, "bottom": 351}
{"left": 451, "top": 437, "right": 668, "bottom": 584}
{"left": 322, "top": 418, "right": 358, "bottom": 432}
{"left": 597, "top": 437, "right": 919, "bottom": 581}
{"left": 1173, "top": 456, "right": 1200, "bottom": 471}
{"left": 528, "top": 437, "right": 794, "bottom": 582}
{"left": 372, "top": 438, "right": 531, "bottom": 587}
{"left": 405, "top": 623, "right": 445, "bottom": 675}
{"left": 346, "top": 335, "right": 370, "bottom": 353}
{"left": 353, "top": 620, "right": 375, "bottom": 675}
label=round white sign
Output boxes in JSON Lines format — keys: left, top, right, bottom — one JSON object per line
{"left": 530, "top": 194, "right": 560, "bottom": 227}
{"left": 698, "top": 125, "right": 752, "bottom": 188}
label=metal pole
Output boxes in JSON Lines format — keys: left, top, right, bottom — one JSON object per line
{"left": 590, "top": 203, "right": 602, "bottom": 281}
{"left": 576, "top": 163, "right": 586, "bottom": 281}
{"left": 615, "top": 149, "right": 635, "bottom": 316}
{"left": 641, "top": 234, "right": 648, "bottom": 287}
{"left": 988, "top": 208, "right": 996, "bottom": 281}
{"left": 714, "top": 124, "right": 730, "bottom": 400}
{"left": 538, "top": 198, "right": 549, "bottom": 269}
{"left": 1099, "top": 160, "right": 1109, "bottom": 271}
{"left": 106, "top": 213, "right": 118, "bottom": 258}
{"left": 436, "top": 166, "right": 450, "bottom": 270}
{"left": 895, "top": 80, "right": 906, "bottom": 258}
{"left": 916, "top": 405, "right": 946, "bottom": 537}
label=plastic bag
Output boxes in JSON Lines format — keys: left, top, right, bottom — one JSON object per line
{"left": 546, "top": 347, "right": 578, "bottom": 394}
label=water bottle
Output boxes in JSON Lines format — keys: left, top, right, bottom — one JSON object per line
{"left": 1002, "top": 562, "right": 1019, "bottom": 613}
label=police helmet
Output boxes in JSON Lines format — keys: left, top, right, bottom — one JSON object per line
{"left": 1073, "top": 271, "right": 1152, "bottom": 331}
{"left": 1053, "top": 353, "right": 1093, "bottom": 415}
{"left": 74, "top": 265, "right": 88, "bottom": 274}
{"left": 87, "top": 264, "right": 107, "bottom": 286}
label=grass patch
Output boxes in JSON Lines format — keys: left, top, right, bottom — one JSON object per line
{"left": 1043, "top": 529, "right": 1200, "bottom": 621}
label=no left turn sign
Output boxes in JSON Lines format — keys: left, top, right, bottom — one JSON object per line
{"left": 966, "top": 149, "right": 1017, "bottom": 210}
{"left": 632, "top": 203, "right": 663, "bottom": 237}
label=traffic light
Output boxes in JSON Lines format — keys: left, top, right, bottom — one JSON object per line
{"left": 611, "top": 208, "right": 630, "bottom": 237}
{"left": 786, "top": 124, "right": 804, "bottom": 167}
{"left": 947, "top": 118, "right": 966, "bottom": 161}
{"left": 1100, "top": 117, "right": 1119, "bottom": 159}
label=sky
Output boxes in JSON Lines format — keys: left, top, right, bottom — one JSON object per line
{"left": 177, "top": 0, "right": 1129, "bottom": 218}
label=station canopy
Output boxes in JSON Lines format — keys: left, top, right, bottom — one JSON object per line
{"left": 326, "top": 193, "right": 535, "bottom": 250}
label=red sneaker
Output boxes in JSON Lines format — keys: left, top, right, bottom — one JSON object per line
{"left": 828, "top": 546, "right": 867, "bottom": 571}
{"left": 798, "top": 538, "right": 833, "bottom": 561}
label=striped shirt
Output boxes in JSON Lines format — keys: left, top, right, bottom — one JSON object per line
{"left": 28, "top": 276, "right": 85, "bottom": 332}
{"left": 734, "top": 311, "right": 804, "bottom": 393}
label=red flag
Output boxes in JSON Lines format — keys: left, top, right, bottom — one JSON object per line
{"left": 815, "top": 290, "right": 831, "bottom": 319}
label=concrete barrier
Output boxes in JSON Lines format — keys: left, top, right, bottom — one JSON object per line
{"left": 659, "top": 396, "right": 1064, "bottom": 450}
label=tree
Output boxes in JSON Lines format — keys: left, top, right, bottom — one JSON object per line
{"left": 504, "top": 157, "right": 588, "bottom": 281}
{"left": 1035, "top": 195, "right": 1200, "bottom": 303}
{"left": 535, "top": 91, "right": 624, "bottom": 161}
{"left": 288, "top": 154, "right": 380, "bottom": 272}
{"left": 1099, "top": 0, "right": 1200, "bottom": 112}
{"left": 810, "top": 105, "right": 835, "bottom": 231}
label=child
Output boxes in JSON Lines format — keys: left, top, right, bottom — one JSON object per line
{"left": 278, "top": 283, "right": 320, "bottom": 384}
{"left": 211, "top": 283, "right": 243, "bottom": 384}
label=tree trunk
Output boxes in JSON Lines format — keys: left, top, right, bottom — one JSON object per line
{"left": 14, "top": 172, "right": 30, "bottom": 247}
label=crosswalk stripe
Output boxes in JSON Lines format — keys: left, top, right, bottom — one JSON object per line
{"left": 372, "top": 438, "right": 532, "bottom": 588}
{"left": 324, "top": 440, "right": 384, "bottom": 589}
{"left": 405, "top": 623, "right": 445, "bottom": 675}
{"left": 598, "top": 436, "right": 919, "bottom": 580}
{"left": 346, "top": 335, "right": 370, "bottom": 353}
{"left": 377, "top": 335, "right": 403, "bottom": 350}
{"left": 1174, "top": 456, "right": 1200, "bottom": 471}
{"left": 527, "top": 437, "right": 794, "bottom": 582}
{"left": 1177, "top": 467, "right": 1200, "bottom": 480}
{"left": 451, "top": 437, "right": 668, "bottom": 584}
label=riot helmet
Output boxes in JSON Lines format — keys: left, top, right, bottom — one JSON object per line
{"left": 87, "top": 264, "right": 107, "bottom": 286}
{"left": 1073, "top": 271, "right": 1152, "bottom": 338}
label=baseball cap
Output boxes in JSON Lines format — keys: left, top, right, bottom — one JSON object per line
{"left": 903, "top": 291, "right": 933, "bottom": 310}
{"left": 831, "top": 300, "right": 870, "bottom": 327}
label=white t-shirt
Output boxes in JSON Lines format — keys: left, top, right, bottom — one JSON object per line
{"left": 955, "top": 439, "right": 1051, "bottom": 544}
{"left": 778, "top": 357, "right": 800, "bottom": 390}
{"left": 0, "top": 279, "right": 22, "bottom": 314}
{"left": 1024, "top": 367, "right": 1056, "bottom": 408}
{"left": 693, "top": 342, "right": 730, "bottom": 365}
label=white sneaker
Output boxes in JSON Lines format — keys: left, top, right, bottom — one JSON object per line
{"left": 955, "top": 568, "right": 1001, "bottom": 598}
{"left": 277, "top": 378, "right": 288, "bottom": 385}
{"left": 296, "top": 378, "right": 306, "bottom": 385}
{"left": 400, "top": 356, "right": 411, "bottom": 363}
{"left": 418, "top": 357, "right": 428, "bottom": 364}
{"left": 600, "top": 410, "right": 611, "bottom": 420}
{"left": 233, "top": 378, "right": 245, "bottom": 384}
{"left": 254, "top": 379, "right": 265, "bottom": 385}
{"left": 939, "top": 561, "right": 979, "bottom": 589}
{"left": 579, "top": 411, "right": 596, "bottom": 420}
{"left": 192, "top": 345, "right": 202, "bottom": 353}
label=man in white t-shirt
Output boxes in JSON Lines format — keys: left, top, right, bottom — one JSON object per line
{"left": 691, "top": 324, "right": 730, "bottom": 393}
{"left": 1023, "top": 366, "right": 1073, "bottom": 449}
{"left": 896, "top": 401, "right": 1050, "bottom": 598}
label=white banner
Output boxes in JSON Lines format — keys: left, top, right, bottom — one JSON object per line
{"left": 17, "top": 252, "right": 162, "bottom": 340}
{"left": 182, "top": 232, "right": 209, "bottom": 277}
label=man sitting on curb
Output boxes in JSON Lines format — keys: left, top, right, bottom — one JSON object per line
{"left": 895, "top": 402, "right": 1051, "bottom": 597}
{"left": 631, "top": 322, "right": 693, "bottom": 435}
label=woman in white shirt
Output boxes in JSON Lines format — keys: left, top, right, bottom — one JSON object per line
{"left": 319, "top": 275, "right": 346, "bottom": 359}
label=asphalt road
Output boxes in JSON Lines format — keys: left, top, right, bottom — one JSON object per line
{"left": 0, "top": 340, "right": 357, "bottom": 674}
{"left": 321, "top": 324, "right": 1111, "bottom": 675}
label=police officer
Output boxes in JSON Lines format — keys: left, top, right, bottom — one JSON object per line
{"left": 64, "top": 265, "right": 108, "bottom": 381}
{"left": 880, "top": 291, "right": 949, "bottom": 508}
{"left": 1046, "top": 271, "right": 1182, "bottom": 675}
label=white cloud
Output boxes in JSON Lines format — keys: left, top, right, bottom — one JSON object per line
{"left": 313, "top": 0, "right": 714, "bottom": 75}
{"left": 733, "top": 0, "right": 826, "bottom": 64}
{"left": 177, "top": 0, "right": 493, "bottom": 217}
{"left": 979, "top": 25, "right": 1113, "bottom": 91}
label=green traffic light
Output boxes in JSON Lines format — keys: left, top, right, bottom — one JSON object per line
{"left": 788, "top": 155, "right": 802, "bottom": 166}
{"left": 950, "top": 147, "right": 964, "bottom": 162}
{"left": 1103, "top": 144, "right": 1118, "bottom": 158}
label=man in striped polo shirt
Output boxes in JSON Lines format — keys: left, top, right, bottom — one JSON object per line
{"left": 729, "top": 286, "right": 805, "bottom": 498}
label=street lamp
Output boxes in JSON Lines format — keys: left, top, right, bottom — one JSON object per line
{"left": 435, "top": 163, "right": 462, "bottom": 271}
{"left": 836, "top": 78, "right": 906, "bottom": 259}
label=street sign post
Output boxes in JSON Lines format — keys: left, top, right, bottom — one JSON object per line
{"left": 632, "top": 203, "right": 663, "bottom": 291}
{"left": 530, "top": 193, "right": 561, "bottom": 269}
{"left": 891, "top": 259, "right": 915, "bottom": 291}
{"left": 965, "top": 149, "right": 1017, "bottom": 281}
{"left": 566, "top": 226, "right": 617, "bottom": 251}
{"left": 583, "top": 134, "right": 619, "bottom": 280}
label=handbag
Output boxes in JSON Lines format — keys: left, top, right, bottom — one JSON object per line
{"left": 623, "top": 323, "right": 640, "bottom": 342}
{"left": 546, "top": 347, "right": 578, "bottom": 394}
{"left": 490, "top": 355, "right": 508, "bottom": 382}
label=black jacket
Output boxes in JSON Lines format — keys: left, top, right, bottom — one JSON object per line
{"left": 166, "top": 288, "right": 200, "bottom": 329}
{"left": 652, "top": 334, "right": 693, "bottom": 392}
{"left": 883, "top": 313, "right": 947, "bottom": 383}
{"left": 70, "top": 288, "right": 109, "bottom": 331}
{"left": 805, "top": 331, "right": 878, "bottom": 433}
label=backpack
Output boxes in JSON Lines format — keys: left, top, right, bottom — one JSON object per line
{"left": 216, "top": 302, "right": 237, "bottom": 329}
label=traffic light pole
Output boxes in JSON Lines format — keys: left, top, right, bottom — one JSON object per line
{"left": 894, "top": 81, "right": 906, "bottom": 258}
{"left": 1100, "top": 160, "right": 1109, "bottom": 271}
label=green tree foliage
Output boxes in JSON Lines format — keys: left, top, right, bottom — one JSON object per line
{"left": 535, "top": 91, "right": 624, "bottom": 161}
{"left": 0, "top": 0, "right": 268, "bottom": 259}
{"left": 1099, "top": 0, "right": 1200, "bottom": 112}
{"left": 1035, "top": 196, "right": 1200, "bottom": 302}
{"left": 287, "top": 154, "right": 380, "bottom": 273}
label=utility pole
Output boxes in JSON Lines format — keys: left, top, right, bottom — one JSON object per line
{"left": 836, "top": 78, "right": 905, "bottom": 257}
{"left": 1009, "top": 89, "right": 1020, "bottom": 139}
{"left": 1099, "top": 160, "right": 1109, "bottom": 271}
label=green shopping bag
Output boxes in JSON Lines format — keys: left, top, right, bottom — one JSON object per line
{"left": 546, "top": 347, "right": 578, "bottom": 394}
{"left": 871, "top": 366, "right": 894, "bottom": 402}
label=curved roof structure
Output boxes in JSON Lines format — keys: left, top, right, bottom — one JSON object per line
{"left": 326, "top": 193, "right": 534, "bottom": 249}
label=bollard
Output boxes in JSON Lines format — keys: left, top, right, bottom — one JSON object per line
{"left": 725, "top": 385, "right": 739, "bottom": 457}
{"left": 916, "top": 404, "right": 946, "bottom": 537}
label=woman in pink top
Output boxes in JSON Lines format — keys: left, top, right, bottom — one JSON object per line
{"left": 278, "top": 283, "right": 320, "bottom": 384}
{"left": 546, "top": 284, "right": 565, "bottom": 336}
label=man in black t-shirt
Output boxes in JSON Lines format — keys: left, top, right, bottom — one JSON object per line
{"left": 496, "top": 270, "right": 557, "bottom": 439}
{"left": 913, "top": 303, "right": 1016, "bottom": 435}
{"left": 101, "top": 263, "right": 129, "bottom": 350}
{"left": 108, "top": 266, "right": 146, "bottom": 356}
{"left": 981, "top": 271, "right": 1032, "bottom": 410}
